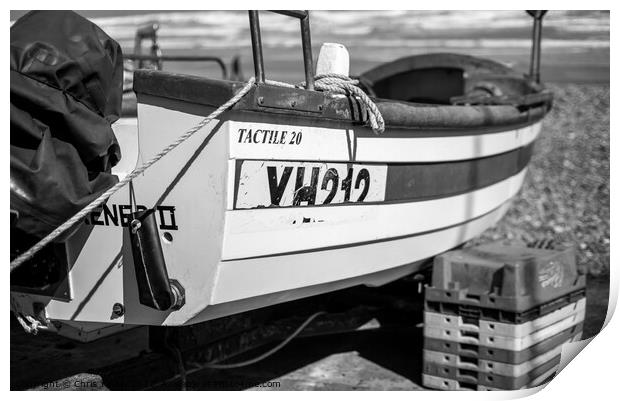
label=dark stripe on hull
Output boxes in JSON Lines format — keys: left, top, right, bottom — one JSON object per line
{"left": 385, "top": 143, "right": 533, "bottom": 202}
{"left": 233, "top": 143, "right": 534, "bottom": 209}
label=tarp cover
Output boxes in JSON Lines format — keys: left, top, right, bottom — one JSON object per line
{"left": 10, "top": 11, "right": 123, "bottom": 238}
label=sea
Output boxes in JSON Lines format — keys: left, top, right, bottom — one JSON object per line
{"left": 10, "top": 10, "right": 609, "bottom": 83}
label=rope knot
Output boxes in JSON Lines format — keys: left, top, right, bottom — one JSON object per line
{"left": 309, "top": 73, "right": 385, "bottom": 135}
{"left": 265, "top": 74, "right": 384, "bottom": 134}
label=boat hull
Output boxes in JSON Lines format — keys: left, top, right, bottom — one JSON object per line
{"left": 10, "top": 91, "right": 541, "bottom": 327}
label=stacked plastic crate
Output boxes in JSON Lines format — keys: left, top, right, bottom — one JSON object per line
{"left": 422, "top": 241, "right": 586, "bottom": 391}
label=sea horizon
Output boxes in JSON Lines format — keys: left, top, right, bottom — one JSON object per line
{"left": 10, "top": 10, "right": 610, "bottom": 83}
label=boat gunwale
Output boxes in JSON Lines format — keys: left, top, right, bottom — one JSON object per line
{"left": 132, "top": 51, "right": 552, "bottom": 132}
{"left": 133, "top": 90, "right": 545, "bottom": 141}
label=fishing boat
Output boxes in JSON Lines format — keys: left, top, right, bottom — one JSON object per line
{"left": 10, "top": 11, "right": 552, "bottom": 336}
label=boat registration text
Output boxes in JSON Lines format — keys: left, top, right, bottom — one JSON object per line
{"left": 235, "top": 161, "right": 387, "bottom": 209}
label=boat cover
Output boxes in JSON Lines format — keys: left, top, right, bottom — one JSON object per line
{"left": 10, "top": 11, "right": 123, "bottom": 238}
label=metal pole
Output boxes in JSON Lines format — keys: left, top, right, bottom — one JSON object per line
{"left": 256, "top": 10, "right": 314, "bottom": 90}
{"left": 134, "top": 23, "right": 160, "bottom": 69}
{"left": 527, "top": 10, "right": 547, "bottom": 84}
{"left": 249, "top": 11, "right": 265, "bottom": 83}
{"left": 272, "top": 10, "right": 307, "bottom": 19}
{"left": 124, "top": 54, "right": 228, "bottom": 79}
{"left": 299, "top": 12, "right": 315, "bottom": 90}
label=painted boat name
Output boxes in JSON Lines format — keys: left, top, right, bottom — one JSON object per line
{"left": 84, "top": 204, "right": 178, "bottom": 230}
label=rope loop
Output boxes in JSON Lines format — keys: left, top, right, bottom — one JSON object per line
{"left": 307, "top": 74, "right": 385, "bottom": 135}
{"left": 266, "top": 74, "right": 385, "bottom": 135}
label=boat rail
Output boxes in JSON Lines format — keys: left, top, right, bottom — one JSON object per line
{"left": 248, "top": 10, "right": 547, "bottom": 88}
{"left": 125, "top": 10, "right": 546, "bottom": 87}
{"left": 249, "top": 10, "right": 314, "bottom": 90}
{"left": 527, "top": 11, "right": 547, "bottom": 84}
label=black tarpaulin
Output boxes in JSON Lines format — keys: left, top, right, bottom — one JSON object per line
{"left": 10, "top": 11, "right": 123, "bottom": 238}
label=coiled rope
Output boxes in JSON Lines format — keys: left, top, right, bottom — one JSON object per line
{"left": 267, "top": 73, "right": 385, "bottom": 135}
{"left": 10, "top": 74, "right": 383, "bottom": 273}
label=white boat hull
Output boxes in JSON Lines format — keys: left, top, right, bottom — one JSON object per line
{"left": 10, "top": 94, "right": 541, "bottom": 327}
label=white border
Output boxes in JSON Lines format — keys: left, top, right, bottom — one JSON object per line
{"left": 4, "top": 3, "right": 615, "bottom": 399}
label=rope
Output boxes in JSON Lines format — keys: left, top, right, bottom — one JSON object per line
{"left": 10, "top": 77, "right": 256, "bottom": 272}
{"left": 313, "top": 74, "right": 385, "bottom": 134}
{"left": 14, "top": 313, "right": 38, "bottom": 334}
{"left": 150, "top": 311, "right": 325, "bottom": 390}
{"left": 11, "top": 296, "right": 50, "bottom": 334}
{"left": 203, "top": 311, "right": 325, "bottom": 369}
{"left": 267, "top": 73, "right": 385, "bottom": 135}
{"left": 10, "top": 73, "right": 383, "bottom": 272}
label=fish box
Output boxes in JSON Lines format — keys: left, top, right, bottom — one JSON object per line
{"left": 424, "top": 321, "right": 583, "bottom": 365}
{"left": 424, "top": 298, "right": 585, "bottom": 338}
{"left": 422, "top": 241, "right": 586, "bottom": 391}
{"left": 424, "top": 342, "right": 567, "bottom": 377}
{"left": 425, "top": 241, "right": 586, "bottom": 314}
{"left": 424, "top": 305, "right": 584, "bottom": 351}
{"left": 422, "top": 362, "right": 559, "bottom": 391}
{"left": 423, "top": 351, "right": 563, "bottom": 390}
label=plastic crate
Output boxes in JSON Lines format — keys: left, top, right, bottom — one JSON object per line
{"left": 425, "top": 289, "right": 585, "bottom": 324}
{"left": 424, "top": 342, "right": 563, "bottom": 377}
{"left": 423, "top": 362, "right": 558, "bottom": 391}
{"left": 425, "top": 241, "right": 586, "bottom": 314}
{"left": 424, "top": 323, "right": 583, "bottom": 364}
{"left": 424, "top": 306, "right": 584, "bottom": 350}
{"left": 423, "top": 353, "right": 560, "bottom": 390}
{"left": 424, "top": 298, "right": 585, "bottom": 338}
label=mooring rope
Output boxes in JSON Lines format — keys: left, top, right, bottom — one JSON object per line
{"left": 149, "top": 311, "right": 325, "bottom": 390}
{"left": 203, "top": 311, "right": 325, "bottom": 369}
{"left": 10, "top": 77, "right": 256, "bottom": 272}
{"left": 10, "top": 73, "right": 384, "bottom": 273}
